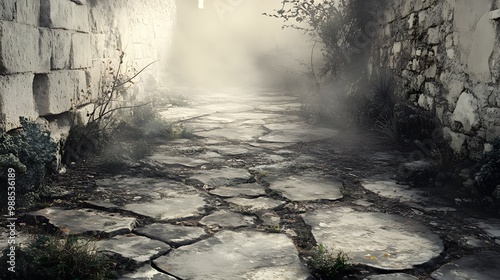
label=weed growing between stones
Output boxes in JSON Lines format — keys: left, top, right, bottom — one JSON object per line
{"left": 0, "top": 234, "right": 118, "bottom": 280}
{"left": 63, "top": 51, "right": 192, "bottom": 166}
{"left": 309, "top": 243, "right": 351, "bottom": 279}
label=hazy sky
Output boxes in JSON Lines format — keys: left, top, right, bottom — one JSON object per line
{"left": 167, "top": 0, "right": 319, "bottom": 88}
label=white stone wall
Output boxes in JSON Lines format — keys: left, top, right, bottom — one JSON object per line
{"left": 371, "top": 0, "right": 500, "bottom": 159}
{"left": 0, "top": 0, "right": 176, "bottom": 132}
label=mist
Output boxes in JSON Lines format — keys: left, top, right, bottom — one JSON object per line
{"left": 166, "top": 0, "right": 319, "bottom": 89}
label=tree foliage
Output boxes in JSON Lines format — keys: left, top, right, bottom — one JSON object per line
{"left": 264, "top": 0, "right": 378, "bottom": 79}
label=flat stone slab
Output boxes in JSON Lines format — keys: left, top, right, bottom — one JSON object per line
{"left": 194, "top": 127, "right": 266, "bottom": 142}
{"left": 29, "top": 207, "right": 136, "bottom": 236}
{"left": 134, "top": 223, "right": 206, "bottom": 246}
{"left": 159, "top": 107, "right": 214, "bottom": 123}
{"left": 302, "top": 208, "right": 443, "bottom": 270}
{"left": 153, "top": 230, "right": 311, "bottom": 280}
{"left": 361, "top": 176, "right": 427, "bottom": 205}
{"left": 269, "top": 176, "right": 343, "bottom": 201}
{"left": 431, "top": 251, "right": 500, "bottom": 280}
{"left": 95, "top": 177, "right": 201, "bottom": 202}
{"left": 123, "top": 196, "right": 207, "bottom": 221}
{"left": 208, "top": 183, "right": 266, "bottom": 198}
{"left": 147, "top": 154, "right": 209, "bottom": 168}
{"left": 119, "top": 264, "right": 177, "bottom": 280}
{"left": 227, "top": 197, "right": 286, "bottom": 212}
{"left": 96, "top": 234, "right": 170, "bottom": 263}
{"left": 208, "top": 145, "right": 252, "bottom": 156}
{"left": 200, "top": 211, "right": 256, "bottom": 228}
{"left": 191, "top": 167, "right": 252, "bottom": 186}
{"left": 258, "top": 123, "right": 338, "bottom": 143}
{"left": 476, "top": 219, "right": 500, "bottom": 242}
{"left": 365, "top": 273, "right": 418, "bottom": 280}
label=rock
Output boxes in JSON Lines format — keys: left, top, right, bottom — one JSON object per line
{"left": 361, "top": 175, "right": 428, "bottom": 204}
{"left": 147, "top": 154, "right": 209, "bottom": 168}
{"left": 200, "top": 211, "right": 256, "bottom": 228}
{"left": 153, "top": 230, "right": 311, "bottom": 280}
{"left": 476, "top": 219, "right": 500, "bottom": 240}
{"left": 123, "top": 196, "right": 207, "bottom": 221}
{"left": 269, "top": 176, "right": 343, "bottom": 202}
{"left": 258, "top": 124, "right": 338, "bottom": 143}
{"left": 191, "top": 167, "right": 252, "bottom": 186}
{"left": 134, "top": 224, "right": 206, "bottom": 246}
{"left": 302, "top": 208, "right": 444, "bottom": 270}
{"left": 96, "top": 234, "right": 170, "bottom": 263}
{"left": 209, "top": 183, "right": 266, "bottom": 198}
{"left": 227, "top": 197, "right": 286, "bottom": 212}
{"left": 365, "top": 273, "right": 418, "bottom": 280}
{"left": 259, "top": 212, "right": 281, "bottom": 227}
{"left": 431, "top": 251, "right": 500, "bottom": 280}
{"left": 208, "top": 146, "right": 251, "bottom": 156}
{"left": 29, "top": 207, "right": 136, "bottom": 236}
{"left": 0, "top": 73, "right": 38, "bottom": 131}
{"left": 399, "top": 160, "right": 437, "bottom": 181}
{"left": 91, "top": 177, "right": 208, "bottom": 221}
{"left": 452, "top": 91, "right": 480, "bottom": 133}
{"left": 119, "top": 264, "right": 177, "bottom": 280}
{"left": 194, "top": 127, "right": 266, "bottom": 142}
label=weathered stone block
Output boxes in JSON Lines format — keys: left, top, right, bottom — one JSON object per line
{"left": 85, "top": 60, "right": 104, "bottom": 101}
{"left": 15, "top": 0, "right": 40, "bottom": 26}
{"left": 51, "top": 29, "right": 72, "bottom": 70}
{"left": 0, "top": 73, "right": 38, "bottom": 132}
{"left": 443, "top": 127, "right": 468, "bottom": 153}
{"left": 33, "top": 70, "right": 87, "bottom": 116}
{"left": 489, "top": 9, "right": 500, "bottom": 20}
{"left": 427, "top": 27, "right": 440, "bottom": 44}
{"left": 452, "top": 92, "right": 480, "bottom": 133}
{"left": 467, "top": 13, "right": 495, "bottom": 83}
{"left": 0, "top": 21, "right": 40, "bottom": 74}
{"left": 71, "top": 32, "right": 92, "bottom": 69}
{"left": 38, "top": 28, "right": 52, "bottom": 73}
{"left": 0, "top": 0, "right": 15, "bottom": 21}
{"left": 91, "top": 34, "right": 105, "bottom": 59}
{"left": 40, "top": 0, "right": 90, "bottom": 32}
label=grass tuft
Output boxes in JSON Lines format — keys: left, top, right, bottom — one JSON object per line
{"left": 309, "top": 243, "right": 351, "bottom": 280}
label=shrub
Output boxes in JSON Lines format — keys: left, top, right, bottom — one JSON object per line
{"left": 0, "top": 118, "right": 57, "bottom": 199}
{"left": 0, "top": 235, "right": 117, "bottom": 280}
{"left": 475, "top": 138, "right": 500, "bottom": 196}
{"left": 309, "top": 244, "right": 351, "bottom": 279}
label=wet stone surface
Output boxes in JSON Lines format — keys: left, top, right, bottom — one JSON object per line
{"left": 269, "top": 175, "right": 343, "bottom": 202}
{"left": 208, "top": 183, "right": 267, "bottom": 198}
{"left": 200, "top": 210, "right": 256, "bottom": 228}
{"left": 365, "top": 273, "right": 418, "bottom": 280}
{"left": 119, "top": 264, "right": 178, "bottom": 280}
{"left": 191, "top": 167, "right": 253, "bottom": 186}
{"left": 227, "top": 197, "right": 287, "bottom": 212}
{"left": 153, "top": 230, "right": 311, "bottom": 280}
{"left": 431, "top": 251, "right": 500, "bottom": 280}
{"left": 96, "top": 234, "right": 170, "bottom": 263}
{"left": 302, "top": 207, "right": 444, "bottom": 270}
{"left": 133, "top": 223, "right": 206, "bottom": 246}
{"left": 29, "top": 207, "right": 136, "bottom": 236}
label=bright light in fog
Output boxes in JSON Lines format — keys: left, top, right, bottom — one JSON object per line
{"left": 198, "top": 0, "right": 204, "bottom": 9}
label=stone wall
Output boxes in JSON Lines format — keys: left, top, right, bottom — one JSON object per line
{"left": 0, "top": 0, "right": 176, "bottom": 137}
{"left": 371, "top": 0, "right": 500, "bottom": 159}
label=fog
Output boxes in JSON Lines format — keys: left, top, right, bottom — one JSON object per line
{"left": 166, "top": 0, "right": 320, "bottom": 89}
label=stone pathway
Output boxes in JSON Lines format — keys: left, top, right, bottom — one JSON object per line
{"left": 22, "top": 89, "right": 500, "bottom": 279}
